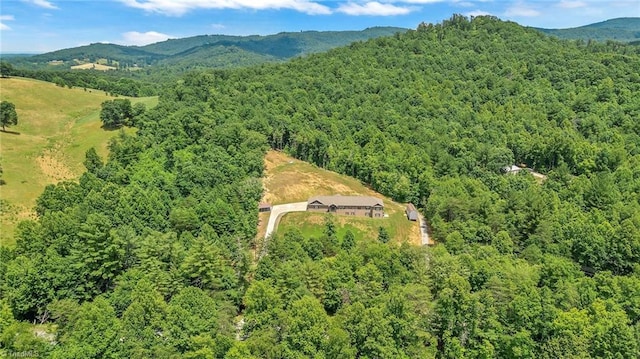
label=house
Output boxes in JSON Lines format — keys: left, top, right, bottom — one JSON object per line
{"left": 258, "top": 202, "right": 272, "bottom": 212}
{"left": 502, "top": 164, "right": 534, "bottom": 175}
{"left": 502, "top": 164, "right": 547, "bottom": 181}
{"left": 502, "top": 165, "right": 523, "bottom": 174}
{"left": 307, "top": 195, "right": 384, "bottom": 218}
{"left": 406, "top": 203, "right": 418, "bottom": 221}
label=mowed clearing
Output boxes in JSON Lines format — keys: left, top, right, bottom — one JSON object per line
{"left": 0, "top": 77, "right": 158, "bottom": 246}
{"left": 259, "top": 150, "right": 421, "bottom": 245}
{"left": 71, "top": 63, "right": 117, "bottom": 71}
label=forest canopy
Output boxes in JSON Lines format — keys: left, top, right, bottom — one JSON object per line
{"left": 1, "top": 15, "right": 639, "bottom": 358}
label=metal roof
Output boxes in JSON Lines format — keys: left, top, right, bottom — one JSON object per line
{"left": 307, "top": 195, "right": 384, "bottom": 207}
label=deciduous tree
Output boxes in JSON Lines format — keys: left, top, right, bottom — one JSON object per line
{"left": 0, "top": 100, "right": 18, "bottom": 131}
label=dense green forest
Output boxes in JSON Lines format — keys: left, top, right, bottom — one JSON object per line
{"left": 2, "top": 15, "right": 640, "bottom": 358}
{"left": 13, "top": 27, "right": 405, "bottom": 67}
{"left": 1, "top": 27, "right": 404, "bottom": 96}
{"left": 535, "top": 17, "right": 640, "bottom": 43}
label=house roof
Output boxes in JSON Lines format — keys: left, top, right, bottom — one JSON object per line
{"left": 503, "top": 165, "right": 522, "bottom": 173}
{"left": 406, "top": 203, "right": 417, "bottom": 212}
{"left": 502, "top": 165, "right": 534, "bottom": 174}
{"left": 308, "top": 195, "right": 384, "bottom": 207}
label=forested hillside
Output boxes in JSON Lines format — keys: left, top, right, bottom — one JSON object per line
{"left": 1, "top": 15, "right": 640, "bottom": 358}
{"left": 2, "top": 27, "right": 404, "bottom": 97}
{"left": 18, "top": 27, "right": 405, "bottom": 67}
{"left": 536, "top": 17, "right": 640, "bottom": 43}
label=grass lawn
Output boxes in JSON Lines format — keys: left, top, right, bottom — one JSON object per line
{"left": 261, "top": 150, "right": 421, "bottom": 245}
{"left": 0, "top": 77, "right": 158, "bottom": 246}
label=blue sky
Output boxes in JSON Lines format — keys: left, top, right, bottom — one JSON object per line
{"left": 1, "top": 0, "right": 638, "bottom": 53}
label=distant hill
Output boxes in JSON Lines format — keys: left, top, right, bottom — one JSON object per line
{"left": 24, "top": 42, "right": 163, "bottom": 66}
{"left": 535, "top": 17, "right": 640, "bottom": 43}
{"left": 10, "top": 27, "right": 407, "bottom": 70}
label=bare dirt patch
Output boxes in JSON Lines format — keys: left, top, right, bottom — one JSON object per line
{"left": 36, "top": 149, "right": 76, "bottom": 182}
{"left": 263, "top": 150, "right": 387, "bottom": 204}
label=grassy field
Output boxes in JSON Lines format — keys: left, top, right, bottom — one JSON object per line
{"left": 70, "top": 63, "right": 116, "bottom": 71}
{"left": 259, "top": 150, "right": 421, "bottom": 245}
{"left": 0, "top": 77, "right": 158, "bottom": 246}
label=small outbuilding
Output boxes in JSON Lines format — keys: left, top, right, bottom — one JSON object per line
{"left": 406, "top": 203, "right": 418, "bottom": 221}
{"left": 258, "top": 202, "right": 272, "bottom": 213}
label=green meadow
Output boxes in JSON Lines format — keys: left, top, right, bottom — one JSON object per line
{"left": 0, "top": 77, "right": 157, "bottom": 245}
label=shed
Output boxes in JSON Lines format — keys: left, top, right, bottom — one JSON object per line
{"left": 406, "top": 203, "right": 418, "bottom": 221}
{"left": 258, "top": 202, "right": 272, "bottom": 213}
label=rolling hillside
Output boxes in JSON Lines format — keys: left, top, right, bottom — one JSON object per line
{"left": 0, "top": 77, "right": 157, "bottom": 245}
{"left": 10, "top": 27, "right": 407, "bottom": 70}
{"left": 2, "top": 15, "right": 640, "bottom": 358}
{"left": 535, "top": 17, "right": 640, "bottom": 43}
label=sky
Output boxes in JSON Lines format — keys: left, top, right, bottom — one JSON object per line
{"left": 0, "top": 0, "right": 638, "bottom": 53}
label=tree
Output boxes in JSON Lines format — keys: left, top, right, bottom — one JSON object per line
{"left": 51, "top": 298, "right": 121, "bottom": 358}
{"left": 0, "top": 61, "right": 14, "bottom": 78}
{"left": 378, "top": 226, "right": 390, "bottom": 244}
{"left": 324, "top": 215, "right": 336, "bottom": 239}
{"left": 282, "top": 296, "right": 329, "bottom": 357}
{"left": 83, "top": 147, "right": 104, "bottom": 174}
{"left": 165, "top": 287, "right": 219, "bottom": 353}
{"left": 0, "top": 100, "right": 18, "bottom": 131}
{"left": 100, "top": 99, "right": 132, "bottom": 128}
{"left": 341, "top": 230, "right": 356, "bottom": 251}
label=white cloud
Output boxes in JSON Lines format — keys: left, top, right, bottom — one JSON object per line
{"left": 504, "top": 2, "right": 541, "bottom": 17}
{"left": 337, "top": 2, "right": 412, "bottom": 16}
{"left": 465, "top": 10, "right": 492, "bottom": 17}
{"left": 121, "top": 31, "right": 173, "bottom": 46}
{"left": 211, "top": 23, "right": 226, "bottom": 30}
{"left": 0, "top": 15, "right": 15, "bottom": 31}
{"left": 118, "top": 0, "right": 331, "bottom": 16}
{"left": 557, "top": 0, "right": 587, "bottom": 8}
{"left": 394, "top": 0, "right": 443, "bottom": 3}
{"left": 455, "top": 2, "right": 476, "bottom": 7}
{"left": 23, "top": 0, "right": 58, "bottom": 9}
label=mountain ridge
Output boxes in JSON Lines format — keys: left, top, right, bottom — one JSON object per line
{"left": 11, "top": 27, "right": 407, "bottom": 69}
{"left": 533, "top": 17, "right": 640, "bottom": 43}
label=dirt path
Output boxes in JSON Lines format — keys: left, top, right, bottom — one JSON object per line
{"left": 417, "top": 213, "right": 431, "bottom": 246}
